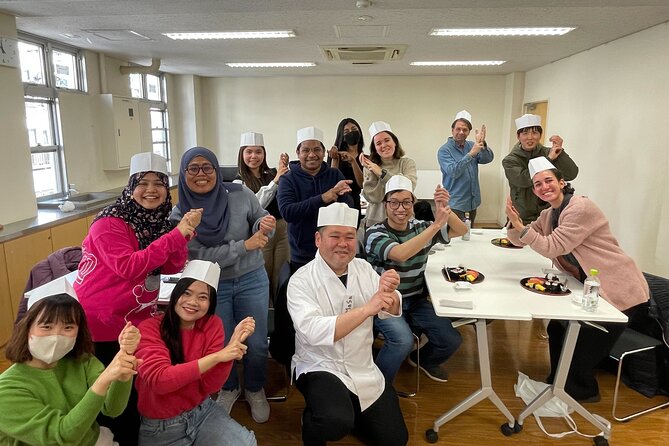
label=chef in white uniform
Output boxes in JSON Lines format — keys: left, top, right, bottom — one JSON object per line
{"left": 287, "top": 202, "right": 408, "bottom": 446}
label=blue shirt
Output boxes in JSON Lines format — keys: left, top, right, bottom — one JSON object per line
{"left": 437, "top": 137, "right": 494, "bottom": 212}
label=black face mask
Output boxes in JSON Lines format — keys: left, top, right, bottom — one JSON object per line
{"left": 343, "top": 131, "right": 361, "bottom": 146}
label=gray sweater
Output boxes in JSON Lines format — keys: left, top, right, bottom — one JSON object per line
{"left": 170, "top": 185, "right": 270, "bottom": 280}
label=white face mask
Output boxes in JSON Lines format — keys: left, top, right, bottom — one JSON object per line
{"left": 29, "top": 335, "right": 76, "bottom": 365}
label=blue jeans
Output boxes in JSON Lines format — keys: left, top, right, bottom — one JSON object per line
{"left": 138, "top": 397, "right": 256, "bottom": 446}
{"left": 216, "top": 266, "right": 269, "bottom": 392}
{"left": 374, "top": 296, "right": 462, "bottom": 382}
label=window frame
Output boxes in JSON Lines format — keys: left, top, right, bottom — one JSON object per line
{"left": 130, "top": 73, "right": 171, "bottom": 164}
{"left": 18, "top": 33, "right": 86, "bottom": 199}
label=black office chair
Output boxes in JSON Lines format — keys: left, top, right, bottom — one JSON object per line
{"left": 609, "top": 329, "right": 669, "bottom": 421}
{"left": 608, "top": 272, "right": 669, "bottom": 421}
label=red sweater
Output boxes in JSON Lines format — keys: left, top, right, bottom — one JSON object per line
{"left": 75, "top": 217, "right": 188, "bottom": 341}
{"left": 134, "top": 314, "right": 232, "bottom": 419}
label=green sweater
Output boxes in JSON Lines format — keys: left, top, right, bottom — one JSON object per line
{"left": 0, "top": 356, "right": 131, "bottom": 446}
{"left": 502, "top": 143, "right": 579, "bottom": 224}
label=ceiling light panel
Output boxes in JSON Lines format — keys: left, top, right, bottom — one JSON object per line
{"left": 430, "top": 27, "right": 576, "bottom": 37}
{"left": 164, "top": 30, "right": 295, "bottom": 40}
{"left": 225, "top": 62, "right": 316, "bottom": 68}
{"left": 411, "top": 61, "right": 506, "bottom": 66}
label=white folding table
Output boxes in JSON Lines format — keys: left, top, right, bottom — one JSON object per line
{"left": 424, "top": 229, "right": 627, "bottom": 445}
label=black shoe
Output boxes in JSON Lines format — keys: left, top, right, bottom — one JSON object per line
{"left": 577, "top": 393, "right": 601, "bottom": 404}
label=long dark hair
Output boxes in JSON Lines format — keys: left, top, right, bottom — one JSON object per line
{"left": 369, "top": 130, "right": 405, "bottom": 165}
{"left": 160, "top": 277, "right": 217, "bottom": 365}
{"left": 333, "top": 118, "right": 365, "bottom": 154}
{"left": 237, "top": 145, "right": 272, "bottom": 193}
{"left": 6, "top": 294, "right": 94, "bottom": 363}
{"left": 550, "top": 168, "right": 576, "bottom": 195}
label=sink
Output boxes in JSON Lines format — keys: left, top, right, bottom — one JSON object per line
{"left": 37, "top": 191, "right": 117, "bottom": 210}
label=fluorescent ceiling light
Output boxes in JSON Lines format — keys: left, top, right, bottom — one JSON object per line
{"left": 226, "top": 62, "right": 316, "bottom": 68}
{"left": 411, "top": 61, "right": 505, "bottom": 66}
{"left": 164, "top": 30, "right": 296, "bottom": 40}
{"left": 430, "top": 27, "right": 575, "bottom": 37}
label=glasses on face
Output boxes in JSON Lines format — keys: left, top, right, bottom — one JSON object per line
{"left": 299, "top": 146, "right": 324, "bottom": 156}
{"left": 185, "top": 164, "right": 215, "bottom": 175}
{"left": 385, "top": 199, "right": 414, "bottom": 210}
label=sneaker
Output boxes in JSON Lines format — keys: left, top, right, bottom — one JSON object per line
{"left": 216, "top": 388, "right": 241, "bottom": 414}
{"left": 245, "top": 388, "right": 270, "bottom": 423}
{"left": 407, "top": 351, "right": 449, "bottom": 382}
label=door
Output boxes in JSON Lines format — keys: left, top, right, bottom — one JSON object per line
{"left": 524, "top": 101, "right": 548, "bottom": 145}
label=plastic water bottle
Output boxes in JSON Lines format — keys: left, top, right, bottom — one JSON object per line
{"left": 462, "top": 212, "right": 471, "bottom": 241}
{"left": 582, "top": 268, "right": 601, "bottom": 312}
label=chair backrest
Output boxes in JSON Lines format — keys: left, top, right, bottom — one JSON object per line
{"left": 645, "top": 272, "right": 669, "bottom": 348}
{"left": 15, "top": 246, "right": 82, "bottom": 325}
{"left": 268, "top": 262, "right": 296, "bottom": 369}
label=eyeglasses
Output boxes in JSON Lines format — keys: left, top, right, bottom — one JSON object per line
{"left": 385, "top": 199, "right": 414, "bottom": 210}
{"left": 185, "top": 164, "right": 215, "bottom": 175}
{"left": 299, "top": 147, "right": 324, "bottom": 155}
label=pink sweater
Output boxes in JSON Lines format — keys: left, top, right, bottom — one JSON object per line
{"left": 508, "top": 195, "right": 649, "bottom": 311}
{"left": 134, "top": 314, "right": 232, "bottom": 419}
{"left": 74, "top": 217, "right": 188, "bottom": 341}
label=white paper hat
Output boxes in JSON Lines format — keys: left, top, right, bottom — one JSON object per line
{"left": 515, "top": 114, "right": 542, "bottom": 131}
{"left": 453, "top": 110, "right": 472, "bottom": 125}
{"left": 180, "top": 260, "right": 221, "bottom": 291}
{"left": 296, "top": 126, "right": 324, "bottom": 146}
{"left": 528, "top": 157, "right": 557, "bottom": 179}
{"left": 317, "top": 203, "right": 359, "bottom": 228}
{"left": 26, "top": 276, "right": 78, "bottom": 310}
{"left": 129, "top": 152, "right": 169, "bottom": 177}
{"left": 385, "top": 174, "right": 415, "bottom": 197}
{"left": 240, "top": 132, "right": 264, "bottom": 147}
{"left": 368, "top": 121, "right": 393, "bottom": 140}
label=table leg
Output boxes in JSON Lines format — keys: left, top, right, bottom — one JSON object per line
{"left": 431, "top": 319, "right": 515, "bottom": 432}
{"left": 517, "top": 320, "right": 612, "bottom": 439}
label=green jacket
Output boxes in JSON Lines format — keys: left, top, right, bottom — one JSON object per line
{"left": 502, "top": 143, "right": 579, "bottom": 223}
{"left": 0, "top": 356, "right": 131, "bottom": 446}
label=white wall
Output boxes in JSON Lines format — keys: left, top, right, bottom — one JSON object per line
{"left": 199, "top": 75, "right": 511, "bottom": 223}
{"left": 523, "top": 22, "right": 669, "bottom": 276}
{"left": 0, "top": 14, "right": 38, "bottom": 224}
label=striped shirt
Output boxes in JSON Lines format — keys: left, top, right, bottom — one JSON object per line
{"left": 364, "top": 219, "right": 449, "bottom": 299}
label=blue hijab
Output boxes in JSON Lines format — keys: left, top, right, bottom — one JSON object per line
{"left": 177, "top": 147, "right": 242, "bottom": 246}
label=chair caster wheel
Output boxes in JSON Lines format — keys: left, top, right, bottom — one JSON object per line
{"left": 593, "top": 436, "right": 609, "bottom": 446}
{"left": 500, "top": 420, "right": 522, "bottom": 436}
{"left": 425, "top": 428, "right": 438, "bottom": 443}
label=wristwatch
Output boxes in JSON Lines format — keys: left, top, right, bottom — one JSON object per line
{"left": 380, "top": 168, "right": 388, "bottom": 179}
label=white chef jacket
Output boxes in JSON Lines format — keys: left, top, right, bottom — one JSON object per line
{"left": 287, "top": 251, "right": 402, "bottom": 411}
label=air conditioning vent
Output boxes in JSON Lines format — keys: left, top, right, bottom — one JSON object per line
{"left": 321, "top": 45, "right": 407, "bottom": 63}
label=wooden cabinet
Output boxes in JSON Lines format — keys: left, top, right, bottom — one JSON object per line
{"left": 170, "top": 187, "right": 178, "bottom": 205}
{"left": 3, "top": 229, "right": 53, "bottom": 317}
{"left": 99, "top": 95, "right": 143, "bottom": 170}
{"left": 86, "top": 213, "right": 96, "bottom": 230}
{"left": 0, "top": 245, "right": 13, "bottom": 346}
{"left": 50, "top": 217, "right": 88, "bottom": 251}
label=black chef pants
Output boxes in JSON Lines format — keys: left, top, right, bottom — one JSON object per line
{"left": 296, "top": 371, "right": 408, "bottom": 446}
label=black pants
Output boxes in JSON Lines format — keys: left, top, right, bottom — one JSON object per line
{"left": 95, "top": 341, "right": 140, "bottom": 446}
{"left": 296, "top": 371, "right": 408, "bottom": 446}
{"left": 547, "top": 301, "right": 649, "bottom": 400}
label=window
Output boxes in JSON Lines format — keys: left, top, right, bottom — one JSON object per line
{"left": 52, "top": 49, "right": 79, "bottom": 89}
{"left": 19, "top": 41, "right": 46, "bottom": 85}
{"left": 150, "top": 107, "right": 170, "bottom": 160}
{"left": 19, "top": 34, "right": 86, "bottom": 198}
{"left": 25, "top": 97, "right": 64, "bottom": 197}
{"left": 130, "top": 73, "right": 171, "bottom": 164}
